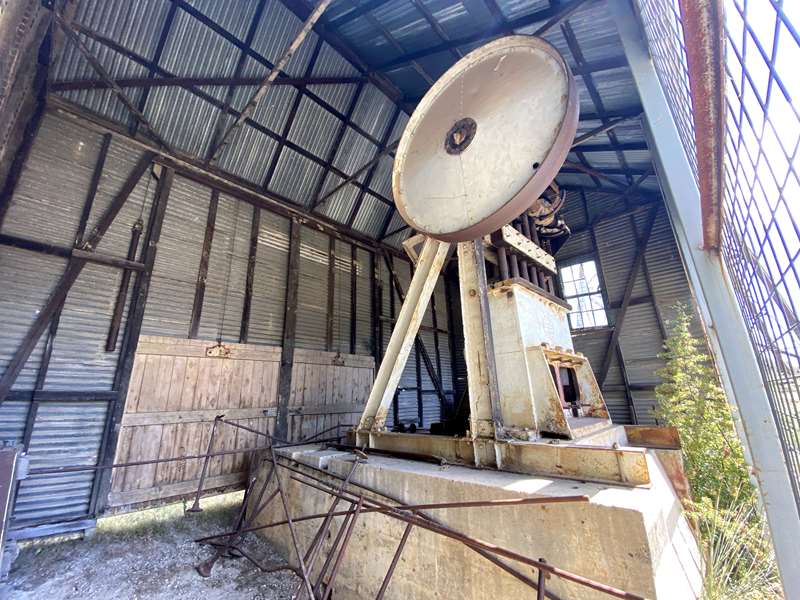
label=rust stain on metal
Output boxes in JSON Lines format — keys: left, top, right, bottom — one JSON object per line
{"left": 678, "top": 0, "right": 725, "bottom": 251}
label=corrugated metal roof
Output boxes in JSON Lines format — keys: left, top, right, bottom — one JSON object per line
{"left": 50, "top": 0, "right": 656, "bottom": 239}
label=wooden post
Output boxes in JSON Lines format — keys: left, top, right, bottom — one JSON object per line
{"left": 326, "top": 235, "right": 336, "bottom": 351}
{"left": 95, "top": 165, "right": 174, "bottom": 515}
{"left": 350, "top": 243, "right": 358, "bottom": 354}
{"left": 189, "top": 190, "right": 219, "bottom": 338}
{"left": 276, "top": 219, "right": 302, "bottom": 440}
{"left": 240, "top": 205, "right": 260, "bottom": 343}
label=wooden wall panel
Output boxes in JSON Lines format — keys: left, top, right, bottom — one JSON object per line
{"left": 108, "top": 336, "right": 281, "bottom": 509}
{"left": 108, "top": 337, "right": 374, "bottom": 510}
{"left": 287, "top": 349, "right": 374, "bottom": 442}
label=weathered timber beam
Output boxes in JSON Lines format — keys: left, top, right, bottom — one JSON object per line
{"left": 53, "top": 12, "right": 171, "bottom": 152}
{"left": 208, "top": 0, "right": 335, "bottom": 161}
{"left": 189, "top": 190, "right": 219, "bottom": 338}
{"left": 50, "top": 76, "right": 364, "bottom": 93}
{"left": 239, "top": 204, "right": 260, "bottom": 343}
{"left": 0, "top": 235, "right": 146, "bottom": 273}
{"left": 105, "top": 221, "right": 144, "bottom": 352}
{"left": 49, "top": 97, "right": 408, "bottom": 258}
{"left": 97, "top": 166, "right": 174, "bottom": 514}
{"left": 276, "top": 219, "right": 302, "bottom": 439}
{"left": 0, "top": 151, "right": 155, "bottom": 403}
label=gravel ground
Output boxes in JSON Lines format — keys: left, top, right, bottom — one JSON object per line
{"left": 5, "top": 492, "right": 300, "bottom": 600}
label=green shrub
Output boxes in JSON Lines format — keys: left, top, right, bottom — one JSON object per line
{"left": 655, "top": 303, "right": 781, "bottom": 599}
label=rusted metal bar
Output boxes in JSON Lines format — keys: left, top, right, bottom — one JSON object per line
{"left": 321, "top": 495, "right": 364, "bottom": 600}
{"left": 295, "top": 457, "right": 362, "bottom": 599}
{"left": 268, "top": 438, "right": 315, "bottom": 598}
{"left": 677, "top": 0, "right": 724, "bottom": 250}
{"left": 375, "top": 523, "right": 413, "bottom": 600}
{"left": 105, "top": 220, "right": 144, "bottom": 351}
{"left": 537, "top": 559, "right": 548, "bottom": 600}
{"left": 312, "top": 502, "right": 355, "bottom": 597}
{"left": 277, "top": 461, "right": 573, "bottom": 599}
{"left": 208, "top": 0, "right": 334, "bottom": 161}
{"left": 196, "top": 471, "right": 589, "bottom": 544}
{"left": 218, "top": 416, "right": 347, "bottom": 444}
{"left": 196, "top": 468, "right": 262, "bottom": 577}
{"left": 187, "top": 415, "right": 224, "bottom": 513}
{"left": 289, "top": 473, "right": 589, "bottom": 513}
{"left": 197, "top": 460, "right": 278, "bottom": 577}
{"left": 303, "top": 458, "right": 362, "bottom": 568}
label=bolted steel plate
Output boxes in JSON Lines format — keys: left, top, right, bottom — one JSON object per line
{"left": 392, "top": 36, "right": 578, "bottom": 242}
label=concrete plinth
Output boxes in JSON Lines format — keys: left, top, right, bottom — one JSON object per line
{"left": 253, "top": 446, "right": 703, "bottom": 599}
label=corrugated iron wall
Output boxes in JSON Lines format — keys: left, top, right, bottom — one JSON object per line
{"left": 0, "top": 105, "right": 461, "bottom": 534}
{"left": 51, "top": 0, "right": 401, "bottom": 240}
{"left": 557, "top": 189, "right": 694, "bottom": 424}
{"left": 0, "top": 112, "right": 153, "bottom": 534}
{"left": 378, "top": 255, "right": 454, "bottom": 429}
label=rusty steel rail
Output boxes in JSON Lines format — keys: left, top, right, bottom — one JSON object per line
{"left": 26, "top": 425, "right": 349, "bottom": 477}
{"left": 195, "top": 450, "right": 644, "bottom": 599}
{"left": 282, "top": 461, "right": 644, "bottom": 600}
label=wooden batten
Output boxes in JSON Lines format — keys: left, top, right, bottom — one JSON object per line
{"left": 109, "top": 336, "right": 373, "bottom": 511}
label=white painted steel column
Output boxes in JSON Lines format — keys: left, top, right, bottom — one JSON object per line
{"left": 610, "top": 2, "right": 800, "bottom": 595}
{"left": 358, "top": 237, "right": 451, "bottom": 431}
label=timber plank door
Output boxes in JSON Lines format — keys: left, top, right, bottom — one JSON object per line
{"left": 108, "top": 336, "right": 280, "bottom": 510}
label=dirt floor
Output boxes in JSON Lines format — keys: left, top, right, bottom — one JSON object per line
{"left": 5, "top": 492, "right": 301, "bottom": 599}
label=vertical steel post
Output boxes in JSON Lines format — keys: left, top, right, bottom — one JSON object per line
{"left": 611, "top": 2, "right": 800, "bottom": 594}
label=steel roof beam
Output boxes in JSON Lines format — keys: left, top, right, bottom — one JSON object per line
{"left": 561, "top": 20, "right": 633, "bottom": 186}
{"left": 372, "top": 0, "right": 592, "bottom": 71}
{"left": 327, "top": 0, "right": 392, "bottom": 29}
{"left": 277, "top": 0, "right": 407, "bottom": 106}
{"left": 50, "top": 75, "right": 364, "bottom": 92}
{"left": 572, "top": 114, "right": 643, "bottom": 147}
{"left": 346, "top": 106, "right": 402, "bottom": 228}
